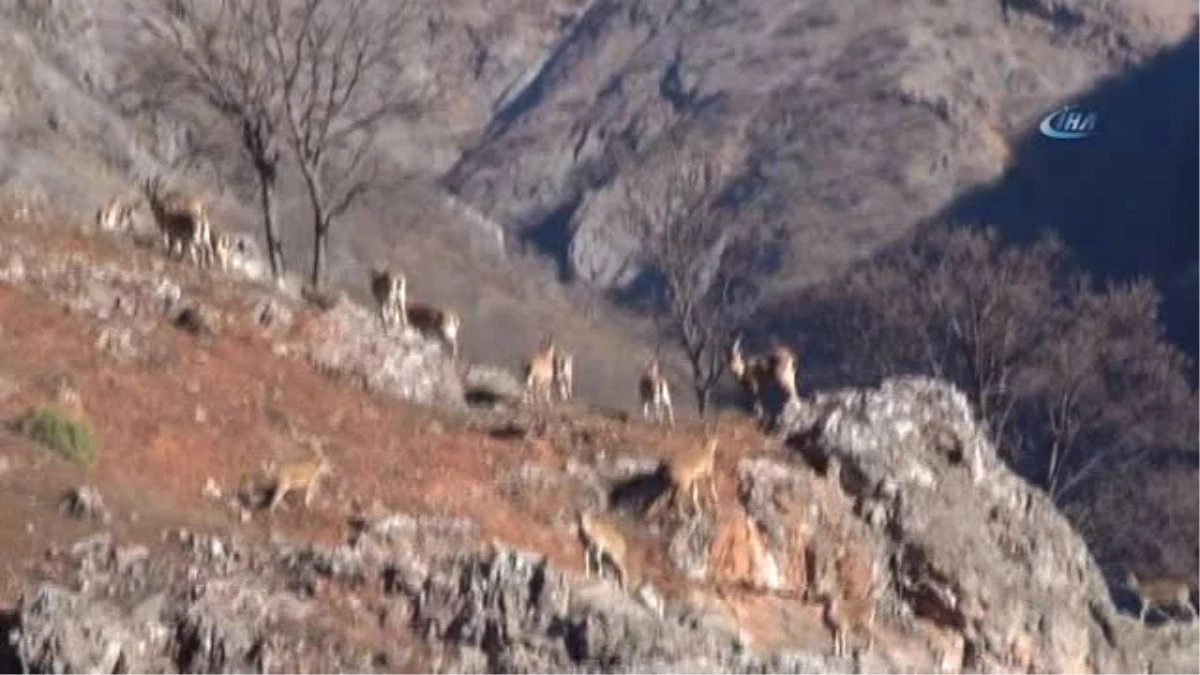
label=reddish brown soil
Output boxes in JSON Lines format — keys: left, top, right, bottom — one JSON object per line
{"left": 0, "top": 214, "right": 897, "bottom": 660}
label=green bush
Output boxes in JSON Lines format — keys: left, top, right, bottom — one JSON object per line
{"left": 22, "top": 405, "right": 97, "bottom": 465}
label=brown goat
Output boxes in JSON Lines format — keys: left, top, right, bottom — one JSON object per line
{"left": 727, "top": 336, "right": 798, "bottom": 421}
{"left": 406, "top": 303, "right": 461, "bottom": 359}
{"left": 140, "top": 175, "right": 213, "bottom": 268}
{"left": 523, "top": 335, "right": 557, "bottom": 406}
{"left": 638, "top": 359, "right": 674, "bottom": 427}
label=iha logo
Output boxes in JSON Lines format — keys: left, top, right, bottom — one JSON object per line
{"left": 1039, "top": 106, "right": 1099, "bottom": 140}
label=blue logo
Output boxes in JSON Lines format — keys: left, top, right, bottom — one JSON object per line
{"left": 1039, "top": 106, "right": 1099, "bottom": 140}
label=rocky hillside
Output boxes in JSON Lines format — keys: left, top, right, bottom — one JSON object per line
{"left": 0, "top": 0, "right": 681, "bottom": 412}
{"left": 446, "top": 0, "right": 1195, "bottom": 296}
{"left": 0, "top": 204, "right": 1195, "bottom": 673}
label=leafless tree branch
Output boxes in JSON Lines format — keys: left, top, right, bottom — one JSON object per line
{"left": 262, "top": 0, "right": 417, "bottom": 288}
{"left": 615, "top": 135, "right": 767, "bottom": 415}
{"left": 137, "top": 0, "right": 288, "bottom": 278}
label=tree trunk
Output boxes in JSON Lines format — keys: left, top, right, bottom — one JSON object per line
{"left": 298, "top": 163, "right": 328, "bottom": 289}
{"left": 256, "top": 170, "right": 285, "bottom": 278}
{"left": 695, "top": 385, "right": 711, "bottom": 417}
{"left": 311, "top": 222, "right": 328, "bottom": 289}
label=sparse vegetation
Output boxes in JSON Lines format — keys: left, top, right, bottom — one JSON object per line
{"left": 21, "top": 405, "right": 97, "bottom": 466}
{"left": 787, "top": 223, "right": 1198, "bottom": 573}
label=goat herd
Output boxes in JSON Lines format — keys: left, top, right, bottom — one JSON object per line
{"left": 97, "top": 175, "right": 799, "bottom": 426}
{"left": 516, "top": 331, "right": 800, "bottom": 430}
{"left": 95, "top": 177, "right": 463, "bottom": 358}
{"left": 86, "top": 179, "right": 1197, "bottom": 657}
{"left": 88, "top": 179, "right": 895, "bottom": 654}
{"left": 95, "top": 176, "right": 244, "bottom": 272}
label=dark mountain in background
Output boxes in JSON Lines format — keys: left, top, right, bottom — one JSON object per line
{"left": 937, "top": 28, "right": 1199, "bottom": 365}
{"left": 443, "top": 0, "right": 1196, "bottom": 359}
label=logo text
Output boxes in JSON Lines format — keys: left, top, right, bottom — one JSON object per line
{"left": 1039, "top": 106, "right": 1099, "bottom": 140}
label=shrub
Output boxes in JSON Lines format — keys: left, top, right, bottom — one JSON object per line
{"left": 22, "top": 405, "right": 97, "bottom": 465}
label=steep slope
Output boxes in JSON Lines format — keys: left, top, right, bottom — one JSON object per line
{"left": 0, "top": 0, "right": 691, "bottom": 413}
{"left": 442, "top": 0, "right": 1194, "bottom": 320}
{"left": 0, "top": 207, "right": 1195, "bottom": 673}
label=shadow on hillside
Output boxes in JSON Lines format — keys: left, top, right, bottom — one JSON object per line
{"left": 609, "top": 466, "right": 670, "bottom": 516}
{"left": 932, "top": 28, "right": 1199, "bottom": 363}
{"left": 0, "top": 609, "right": 18, "bottom": 672}
{"left": 1105, "top": 581, "right": 1200, "bottom": 628}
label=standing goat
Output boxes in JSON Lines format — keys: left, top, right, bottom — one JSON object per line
{"left": 657, "top": 435, "right": 719, "bottom": 518}
{"left": 727, "top": 336, "right": 798, "bottom": 422}
{"left": 370, "top": 267, "right": 408, "bottom": 332}
{"left": 140, "top": 175, "right": 213, "bottom": 268}
{"left": 638, "top": 358, "right": 674, "bottom": 427}
{"left": 208, "top": 230, "right": 238, "bottom": 273}
{"left": 523, "top": 336, "right": 557, "bottom": 406}
{"left": 822, "top": 593, "right": 877, "bottom": 657}
{"left": 578, "top": 510, "right": 629, "bottom": 591}
{"left": 406, "top": 303, "right": 461, "bottom": 359}
{"left": 553, "top": 350, "right": 574, "bottom": 403}
{"left": 1126, "top": 571, "right": 1199, "bottom": 623}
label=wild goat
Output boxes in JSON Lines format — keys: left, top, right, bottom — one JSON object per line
{"left": 727, "top": 336, "right": 798, "bottom": 421}
{"left": 651, "top": 435, "right": 719, "bottom": 519}
{"left": 370, "top": 267, "right": 407, "bottom": 332}
{"left": 523, "top": 336, "right": 557, "bottom": 406}
{"left": 406, "top": 303, "right": 461, "bottom": 359}
{"left": 95, "top": 194, "right": 141, "bottom": 232}
{"left": 140, "top": 175, "right": 213, "bottom": 267}
{"left": 268, "top": 456, "right": 332, "bottom": 511}
{"left": 578, "top": 510, "right": 628, "bottom": 591}
{"left": 1126, "top": 571, "right": 1199, "bottom": 623}
{"left": 638, "top": 359, "right": 674, "bottom": 427}
{"left": 822, "top": 592, "right": 877, "bottom": 657}
{"left": 553, "top": 350, "right": 574, "bottom": 403}
{"left": 208, "top": 230, "right": 238, "bottom": 272}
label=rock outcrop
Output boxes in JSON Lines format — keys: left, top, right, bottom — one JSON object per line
{"left": 11, "top": 515, "right": 765, "bottom": 674}
{"left": 10, "top": 377, "right": 1198, "bottom": 673}
{"left": 0, "top": 229, "right": 465, "bottom": 412}
{"left": 773, "top": 376, "right": 1198, "bottom": 673}
{"left": 295, "top": 299, "right": 466, "bottom": 410}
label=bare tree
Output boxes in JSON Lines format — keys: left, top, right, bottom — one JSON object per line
{"left": 1021, "top": 278, "right": 1196, "bottom": 501}
{"left": 796, "top": 224, "right": 1197, "bottom": 505}
{"left": 138, "top": 0, "right": 287, "bottom": 278}
{"left": 262, "top": 0, "right": 415, "bottom": 289}
{"left": 617, "top": 135, "right": 767, "bottom": 416}
{"left": 1064, "top": 454, "right": 1199, "bottom": 577}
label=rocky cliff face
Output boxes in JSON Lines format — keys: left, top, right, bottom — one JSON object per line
{"left": 12, "top": 376, "right": 1196, "bottom": 673}
{"left": 773, "top": 378, "right": 1195, "bottom": 673}
{"left": 443, "top": 0, "right": 1193, "bottom": 298}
